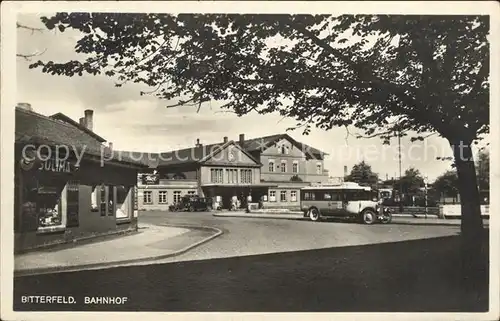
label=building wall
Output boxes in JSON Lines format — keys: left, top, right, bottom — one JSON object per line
{"left": 205, "top": 144, "right": 258, "bottom": 166}
{"left": 259, "top": 138, "right": 329, "bottom": 183}
{"left": 137, "top": 181, "right": 198, "bottom": 211}
{"left": 15, "top": 182, "right": 138, "bottom": 253}
{"left": 262, "top": 183, "right": 309, "bottom": 210}
{"left": 14, "top": 152, "right": 139, "bottom": 253}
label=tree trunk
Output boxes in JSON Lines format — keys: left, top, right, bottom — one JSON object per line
{"left": 450, "top": 139, "right": 488, "bottom": 310}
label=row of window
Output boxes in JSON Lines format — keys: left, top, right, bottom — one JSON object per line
{"left": 268, "top": 190, "right": 298, "bottom": 202}
{"left": 210, "top": 168, "right": 253, "bottom": 184}
{"left": 143, "top": 190, "right": 196, "bottom": 204}
{"left": 267, "top": 160, "right": 322, "bottom": 174}
{"left": 303, "top": 190, "right": 373, "bottom": 201}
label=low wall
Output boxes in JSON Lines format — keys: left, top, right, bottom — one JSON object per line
{"left": 440, "top": 204, "right": 490, "bottom": 218}
{"left": 386, "top": 206, "right": 440, "bottom": 216}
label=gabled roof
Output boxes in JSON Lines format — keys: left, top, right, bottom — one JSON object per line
{"left": 121, "top": 133, "right": 327, "bottom": 170}
{"left": 156, "top": 140, "right": 261, "bottom": 167}
{"left": 50, "top": 112, "right": 106, "bottom": 143}
{"left": 112, "top": 150, "right": 160, "bottom": 168}
{"left": 15, "top": 107, "right": 146, "bottom": 168}
{"left": 241, "top": 133, "right": 327, "bottom": 159}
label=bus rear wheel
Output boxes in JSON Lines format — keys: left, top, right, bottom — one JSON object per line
{"left": 308, "top": 208, "right": 320, "bottom": 222}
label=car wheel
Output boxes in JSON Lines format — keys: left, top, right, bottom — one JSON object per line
{"left": 308, "top": 208, "right": 321, "bottom": 222}
{"left": 380, "top": 211, "right": 392, "bottom": 224}
{"left": 361, "top": 209, "right": 376, "bottom": 225}
{"left": 189, "top": 206, "right": 195, "bottom": 212}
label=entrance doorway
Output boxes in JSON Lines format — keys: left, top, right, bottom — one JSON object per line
{"left": 202, "top": 186, "right": 269, "bottom": 210}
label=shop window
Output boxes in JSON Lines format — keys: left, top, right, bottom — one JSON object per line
{"left": 116, "top": 185, "right": 131, "bottom": 219}
{"left": 133, "top": 186, "right": 138, "bottom": 210}
{"left": 143, "top": 190, "right": 152, "bottom": 204}
{"left": 20, "top": 173, "right": 66, "bottom": 231}
{"left": 280, "top": 191, "right": 287, "bottom": 202}
{"left": 97, "top": 184, "right": 107, "bottom": 216}
{"left": 269, "top": 190, "right": 276, "bottom": 202}
{"left": 107, "top": 185, "right": 115, "bottom": 216}
{"left": 66, "top": 181, "right": 80, "bottom": 227}
{"left": 37, "top": 186, "right": 63, "bottom": 228}
{"left": 291, "top": 190, "right": 298, "bottom": 202}
{"left": 173, "top": 191, "right": 182, "bottom": 203}
{"left": 91, "top": 186, "right": 99, "bottom": 212}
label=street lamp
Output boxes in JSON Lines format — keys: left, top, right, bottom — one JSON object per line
{"left": 397, "top": 128, "right": 403, "bottom": 213}
{"left": 424, "top": 176, "right": 429, "bottom": 219}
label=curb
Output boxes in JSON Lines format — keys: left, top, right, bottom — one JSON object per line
{"left": 213, "top": 212, "right": 304, "bottom": 220}
{"left": 14, "top": 225, "right": 223, "bottom": 277}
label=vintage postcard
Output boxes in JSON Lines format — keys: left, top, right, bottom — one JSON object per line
{"left": 1, "top": 1, "right": 499, "bottom": 321}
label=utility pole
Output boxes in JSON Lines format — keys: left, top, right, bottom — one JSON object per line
{"left": 424, "top": 176, "right": 428, "bottom": 219}
{"left": 398, "top": 128, "right": 404, "bottom": 213}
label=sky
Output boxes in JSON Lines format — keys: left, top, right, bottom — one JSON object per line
{"left": 15, "top": 13, "right": 490, "bottom": 182}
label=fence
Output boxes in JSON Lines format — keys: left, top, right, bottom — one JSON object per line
{"left": 440, "top": 204, "right": 490, "bottom": 218}
{"left": 386, "top": 206, "right": 440, "bottom": 216}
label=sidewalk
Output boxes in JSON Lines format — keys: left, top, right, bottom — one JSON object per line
{"left": 14, "top": 223, "right": 223, "bottom": 276}
{"left": 214, "top": 211, "right": 304, "bottom": 220}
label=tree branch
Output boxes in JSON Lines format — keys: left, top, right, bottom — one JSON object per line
{"left": 16, "top": 48, "right": 47, "bottom": 61}
{"left": 16, "top": 23, "right": 43, "bottom": 34}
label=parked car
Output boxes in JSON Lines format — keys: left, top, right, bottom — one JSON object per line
{"left": 170, "top": 195, "right": 212, "bottom": 212}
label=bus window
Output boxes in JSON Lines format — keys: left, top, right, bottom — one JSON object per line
{"left": 330, "top": 191, "right": 342, "bottom": 201}
{"left": 303, "top": 191, "right": 316, "bottom": 201}
{"left": 344, "top": 190, "right": 371, "bottom": 201}
{"left": 322, "top": 193, "right": 332, "bottom": 200}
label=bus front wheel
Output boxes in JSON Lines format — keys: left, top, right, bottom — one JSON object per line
{"left": 308, "top": 208, "right": 321, "bottom": 222}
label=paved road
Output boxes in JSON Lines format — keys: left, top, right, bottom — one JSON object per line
{"left": 135, "top": 211, "right": 461, "bottom": 263}
{"left": 13, "top": 211, "right": 488, "bottom": 312}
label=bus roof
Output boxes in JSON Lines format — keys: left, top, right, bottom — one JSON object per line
{"left": 302, "top": 182, "right": 372, "bottom": 191}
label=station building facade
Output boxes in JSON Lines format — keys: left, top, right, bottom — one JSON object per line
{"left": 14, "top": 105, "right": 146, "bottom": 253}
{"left": 136, "top": 133, "right": 329, "bottom": 211}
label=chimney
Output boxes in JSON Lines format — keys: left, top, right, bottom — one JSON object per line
{"left": 79, "top": 117, "right": 86, "bottom": 127}
{"left": 84, "top": 109, "right": 94, "bottom": 131}
{"left": 195, "top": 138, "right": 202, "bottom": 147}
{"left": 223, "top": 136, "right": 228, "bottom": 143}
{"left": 239, "top": 134, "right": 245, "bottom": 145}
{"left": 17, "top": 102, "right": 33, "bottom": 112}
{"left": 344, "top": 165, "right": 348, "bottom": 177}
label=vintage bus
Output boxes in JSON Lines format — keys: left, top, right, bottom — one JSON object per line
{"left": 300, "top": 182, "right": 391, "bottom": 224}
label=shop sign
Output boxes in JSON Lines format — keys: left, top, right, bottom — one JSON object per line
{"left": 38, "top": 158, "right": 74, "bottom": 173}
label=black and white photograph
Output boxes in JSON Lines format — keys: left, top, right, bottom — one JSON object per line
{"left": 1, "top": 1, "right": 499, "bottom": 321}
